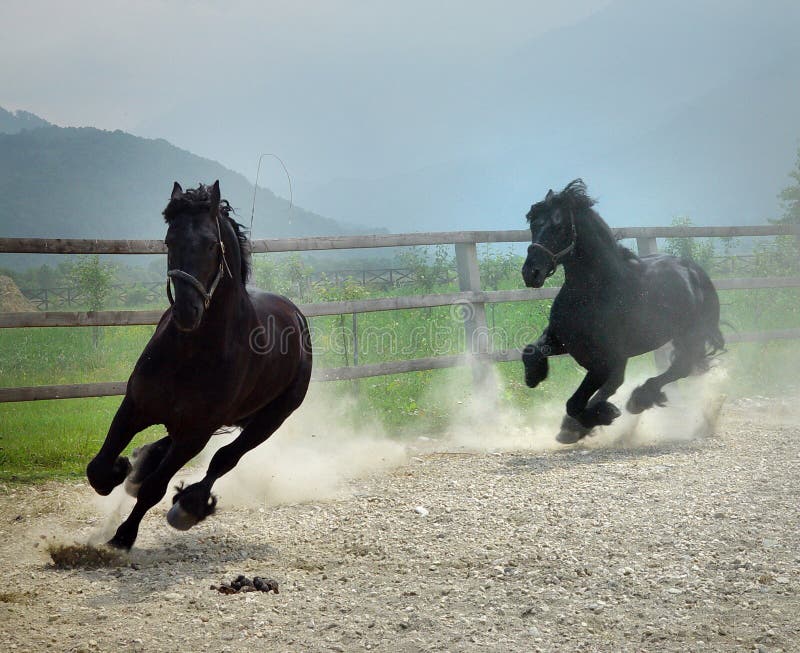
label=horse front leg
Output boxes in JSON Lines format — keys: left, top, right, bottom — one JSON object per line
{"left": 87, "top": 396, "right": 152, "bottom": 496}
{"left": 555, "top": 367, "right": 605, "bottom": 444}
{"left": 522, "top": 326, "right": 565, "bottom": 388}
{"left": 583, "top": 360, "right": 626, "bottom": 426}
{"left": 108, "top": 435, "right": 212, "bottom": 550}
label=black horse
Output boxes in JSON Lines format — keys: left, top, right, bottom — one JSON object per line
{"left": 520, "top": 180, "right": 724, "bottom": 443}
{"left": 87, "top": 181, "right": 312, "bottom": 549}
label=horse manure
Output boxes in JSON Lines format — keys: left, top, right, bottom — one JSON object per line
{"left": 253, "top": 577, "right": 279, "bottom": 593}
{"left": 47, "top": 543, "right": 124, "bottom": 569}
{"left": 211, "top": 575, "right": 279, "bottom": 595}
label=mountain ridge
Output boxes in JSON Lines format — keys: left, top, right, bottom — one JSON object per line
{"left": 0, "top": 121, "right": 374, "bottom": 243}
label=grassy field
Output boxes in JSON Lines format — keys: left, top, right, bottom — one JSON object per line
{"left": 1, "top": 252, "right": 799, "bottom": 483}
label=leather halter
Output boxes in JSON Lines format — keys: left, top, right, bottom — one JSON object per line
{"left": 531, "top": 209, "right": 577, "bottom": 278}
{"left": 166, "top": 215, "right": 232, "bottom": 309}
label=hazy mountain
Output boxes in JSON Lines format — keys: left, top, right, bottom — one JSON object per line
{"left": 292, "top": 0, "right": 800, "bottom": 231}
{"left": 0, "top": 107, "right": 51, "bottom": 135}
{"left": 0, "top": 123, "right": 370, "bottom": 242}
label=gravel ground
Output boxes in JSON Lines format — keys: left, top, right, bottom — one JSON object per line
{"left": 1, "top": 401, "right": 799, "bottom": 653}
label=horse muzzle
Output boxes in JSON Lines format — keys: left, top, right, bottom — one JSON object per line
{"left": 521, "top": 264, "right": 548, "bottom": 288}
{"left": 171, "top": 300, "right": 203, "bottom": 332}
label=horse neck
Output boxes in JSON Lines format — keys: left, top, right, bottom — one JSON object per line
{"left": 562, "top": 211, "right": 627, "bottom": 287}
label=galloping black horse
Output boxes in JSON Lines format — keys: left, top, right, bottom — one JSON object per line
{"left": 521, "top": 180, "right": 724, "bottom": 443}
{"left": 87, "top": 181, "right": 312, "bottom": 549}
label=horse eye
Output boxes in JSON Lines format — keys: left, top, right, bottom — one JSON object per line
{"left": 552, "top": 211, "right": 562, "bottom": 225}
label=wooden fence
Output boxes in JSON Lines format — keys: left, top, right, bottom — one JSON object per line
{"left": 1, "top": 224, "right": 799, "bottom": 403}
{"left": 19, "top": 254, "right": 765, "bottom": 307}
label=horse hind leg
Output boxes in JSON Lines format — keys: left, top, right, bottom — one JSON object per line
{"left": 108, "top": 436, "right": 211, "bottom": 550}
{"left": 124, "top": 436, "right": 171, "bottom": 497}
{"left": 627, "top": 336, "right": 703, "bottom": 414}
{"left": 168, "top": 366, "right": 311, "bottom": 531}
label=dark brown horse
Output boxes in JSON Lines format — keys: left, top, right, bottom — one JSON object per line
{"left": 87, "top": 181, "right": 312, "bottom": 550}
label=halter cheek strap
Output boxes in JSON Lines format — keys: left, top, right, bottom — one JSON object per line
{"left": 531, "top": 209, "right": 577, "bottom": 278}
{"left": 166, "top": 216, "right": 232, "bottom": 309}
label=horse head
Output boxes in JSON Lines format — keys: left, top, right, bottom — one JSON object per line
{"left": 163, "top": 180, "right": 231, "bottom": 332}
{"left": 521, "top": 179, "right": 597, "bottom": 287}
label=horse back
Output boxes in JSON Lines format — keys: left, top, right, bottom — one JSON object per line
{"left": 550, "top": 253, "right": 720, "bottom": 363}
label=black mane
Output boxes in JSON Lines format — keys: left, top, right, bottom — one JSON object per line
{"left": 163, "top": 184, "right": 251, "bottom": 283}
{"left": 527, "top": 178, "right": 596, "bottom": 224}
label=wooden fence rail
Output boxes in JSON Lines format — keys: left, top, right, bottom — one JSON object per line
{"left": 1, "top": 224, "right": 798, "bottom": 402}
{"left": 1, "top": 224, "right": 798, "bottom": 254}
{"left": 3, "top": 277, "right": 800, "bottom": 329}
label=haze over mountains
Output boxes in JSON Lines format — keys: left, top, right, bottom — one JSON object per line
{"left": 0, "top": 114, "right": 367, "bottom": 241}
{"left": 132, "top": 0, "right": 800, "bottom": 232}
{"left": 2, "top": 1, "right": 798, "bottom": 238}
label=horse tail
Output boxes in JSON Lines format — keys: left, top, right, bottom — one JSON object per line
{"left": 694, "top": 265, "right": 726, "bottom": 369}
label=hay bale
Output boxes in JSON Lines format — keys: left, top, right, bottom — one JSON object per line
{"left": 0, "top": 275, "right": 37, "bottom": 312}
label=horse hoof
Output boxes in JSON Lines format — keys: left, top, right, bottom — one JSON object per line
{"left": 167, "top": 502, "right": 199, "bottom": 531}
{"left": 522, "top": 346, "right": 548, "bottom": 388}
{"left": 556, "top": 416, "right": 590, "bottom": 444}
{"left": 626, "top": 388, "right": 648, "bottom": 414}
{"left": 556, "top": 429, "right": 583, "bottom": 444}
{"left": 627, "top": 387, "right": 668, "bottom": 413}
{"left": 107, "top": 535, "right": 133, "bottom": 551}
{"left": 87, "top": 456, "right": 132, "bottom": 496}
{"left": 590, "top": 401, "right": 622, "bottom": 426}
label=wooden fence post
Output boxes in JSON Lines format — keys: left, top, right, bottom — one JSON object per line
{"left": 636, "top": 236, "right": 671, "bottom": 370}
{"left": 454, "top": 242, "right": 492, "bottom": 387}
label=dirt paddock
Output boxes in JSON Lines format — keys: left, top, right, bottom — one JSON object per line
{"left": 1, "top": 401, "right": 798, "bottom": 652}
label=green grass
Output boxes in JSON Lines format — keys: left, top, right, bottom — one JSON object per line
{"left": 1, "top": 279, "right": 798, "bottom": 483}
{"left": 0, "top": 396, "right": 165, "bottom": 482}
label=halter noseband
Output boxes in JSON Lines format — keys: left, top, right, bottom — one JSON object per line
{"left": 166, "top": 215, "right": 233, "bottom": 309}
{"left": 531, "top": 209, "right": 577, "bottom": 278}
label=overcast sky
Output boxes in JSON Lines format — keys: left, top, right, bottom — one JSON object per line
{"left": 3, "top": 0, "right": 798, "bottom": 232}
{"left": 1, "top": 1, "right": 608, "bottom": 177}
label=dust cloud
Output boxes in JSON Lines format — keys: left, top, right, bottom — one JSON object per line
{"left": 200, "top": 386, "right": 407, "bottom": 508}
{"left": 86, "top": 354, "right": 735, "bottom": 531}
{"left": 431, "top": 356, "right": 730, "bottom": 453}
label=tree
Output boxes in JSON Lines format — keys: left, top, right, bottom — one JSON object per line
{"left": 663, "top": 217, "right": 715, "bottom": 269}
{"left": 757, "top": 144, "right": 800, "bottom": 276}
{"left": 399, "top": 245, "right": 454, "bottom": 293}
{"left": 69, "top": 254, "right": 114, "bottom": 347}
{"left": 313, "top": 276, "right": 368, "bottom": 368}
{"left": 777, "top": 144, "right": 800, "bottom": 224}
{"left": 479, "top": 245, "right": 517, "bottom": 329}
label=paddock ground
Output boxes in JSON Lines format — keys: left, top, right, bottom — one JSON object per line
{"left": 0, "top": 400, "right": 798, "bottom": 653}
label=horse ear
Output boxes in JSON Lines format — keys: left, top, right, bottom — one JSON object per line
{"left": 545, "top": 189, "right": 555, "bottom": 202}
{"left": 171, "top": 182, "right": 183, "bottom": 200}
{"left": 209, "top": 180, "right": 221, "bottom": 215}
